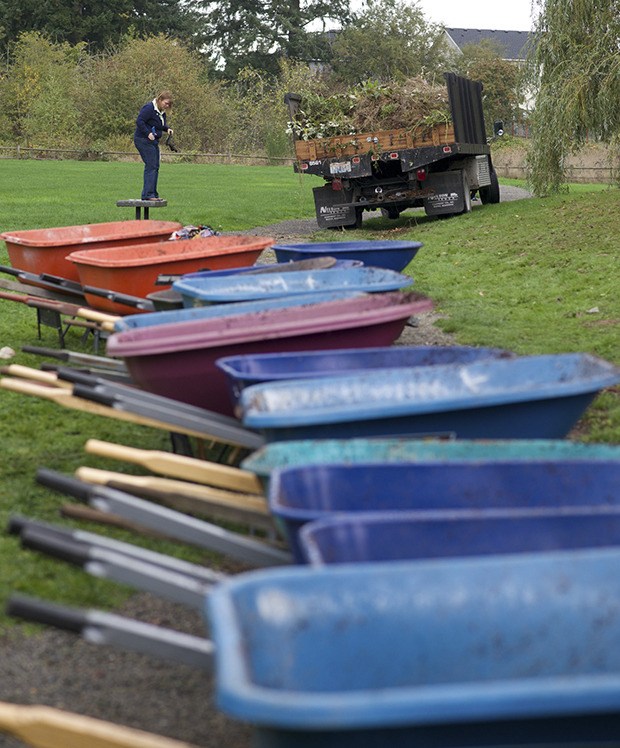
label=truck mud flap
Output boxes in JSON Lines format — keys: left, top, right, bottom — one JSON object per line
{"left": 313, "top": 185, "right": 359, "bottom": 229}
{"left": 423, "top": 172, "right": 466, "bottom": 216}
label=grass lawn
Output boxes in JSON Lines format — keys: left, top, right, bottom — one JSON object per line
{"left": 0, "top": 158, "right": 618, "bottom": 625}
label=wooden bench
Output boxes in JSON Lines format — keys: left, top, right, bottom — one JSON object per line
{"left": 116, "top": 199, "right": 168, "bottom": 220}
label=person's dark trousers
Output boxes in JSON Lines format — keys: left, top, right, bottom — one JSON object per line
{"left": 134, "top": 136, "right": 160, "bottom": 199}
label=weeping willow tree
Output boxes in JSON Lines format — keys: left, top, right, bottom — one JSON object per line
{"left": 527, "top": 0, "right": 620, "bottom": 195}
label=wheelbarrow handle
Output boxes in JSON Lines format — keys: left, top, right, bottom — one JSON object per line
{"left": 9, "top": 515, "right": 226, "bottom": 585}
{"left": 20, "top": 527, "right": 216, "bottom": 610}
{"left": 37, "top": 468, "right": 92, "bottom": 501}
{"left": 7, "top": 594, "right": 87, "bottom": 634}
{"left": 0, "top": 700, "right": 200, "bottom": 748}
{"left": 37, "top": 470, "right": 293, "bottom": 568}
{"left": 21, "top": 345, "right": 127, "bottom": 372}
{"left": 20, "top": 526, "right": 91, "bottom": 567}
{"left": 84, "top": 438, "right": 264, "bottom": 494}
{"left": 6, "top": 595, "right": 215, "bottom": 670}
{"left": 82, "top": 285, "right": 155, "bottom": 311}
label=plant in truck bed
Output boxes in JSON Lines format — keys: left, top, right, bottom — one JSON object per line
{"left": 288, "top": 76, "right": 451, "bottom": 142}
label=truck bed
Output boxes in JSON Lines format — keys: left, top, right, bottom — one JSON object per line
{"left": 294, "top": 122, "right": 456, "bottom": 161}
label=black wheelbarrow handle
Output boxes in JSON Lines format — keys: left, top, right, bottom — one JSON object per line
{"left": 21, "top": 345, "right": 127, "bottom": 372}
{"left": 82, "top": 285, "right": 155, "bottom": 311}
{"left": 6, "top": 595, "right": 214, "bottom": 670}
{"left": 8, "top": 515, "right": 225, "bottom": 585}
{"left": 36, "top": 469, "right": 293, "bottom": 568}
{"left": 60, "top": 367, "right": 256, "bottom": 431}
{"left": 20, "top": 527, "right": 218, "bottom": 610}
{"left": 70, "top": 384, "right": 265, "bottom": 451}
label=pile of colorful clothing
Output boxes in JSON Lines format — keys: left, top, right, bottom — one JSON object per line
{"left": 169, "top": 225, "right": 220, "bottom": 240}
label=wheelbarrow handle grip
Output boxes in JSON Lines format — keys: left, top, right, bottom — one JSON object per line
{"left": 54, "top": 366, "right": 99, "bottom": 386}
{"left": 83, "top": 286, "right": 154, "bottom": 311}
{"left": 21, "top": 346, "right": 69, "bottom": 361}
{"left": 0, "top": 264, "right": 23, "bottom": 278}
{"left": 6, "top": 594, "right": 88, "bottom": 634}
{"left": 72, "top": 383, "right": 116, "bottom": 407}
{"left": 20, "top": 527, "right": 90, "bottom": 568}
{"left": 39, "top": 273, "right": 83, "bottom": 292}
{"left": 7, "top": 515, "right": 61, "bottom": 537}
{"left": 36, "top": 468, "right": 92, "bottom": 501}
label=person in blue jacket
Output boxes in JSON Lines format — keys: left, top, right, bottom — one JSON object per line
{"left": 134, "top": 91, "right": 174, "bottom": 201}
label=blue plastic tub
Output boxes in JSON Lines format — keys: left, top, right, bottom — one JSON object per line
{"left": 242, "top": 437, "right": 620, "bottom": 493}
{"left": 216, "top": 345, "right": 514, "bottom": 407}
{"left": 181, "top": 258, "right": 363, "bottom": 280}
{"left": 268, "top": 459, "right": 620, "bottom": 560}
{"left": 300, "top": 508, "right": 620, "bottom": 566}
{"left": 207, "top": 548, "right": 620, "bottom": 746}
{"left": 173, "top": 266, "right": 413, "bottom": 307}
{"left": 272, "top": 240, "right": 423, "bottom": 272}
{"left": 240, "top": 353, "right": 620, "bottom": 442}
{"left": 113, "top": 291, "right": 365, "bottom": 332}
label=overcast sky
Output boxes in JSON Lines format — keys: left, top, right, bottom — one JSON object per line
{"left": 409, "top": 0, "right": 537, "bottom": 31}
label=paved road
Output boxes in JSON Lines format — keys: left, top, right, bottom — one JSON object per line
{"left": 241, "top": 183, "right": 532, "bottom": 241}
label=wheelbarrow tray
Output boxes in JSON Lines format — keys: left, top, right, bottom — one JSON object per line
{"left": 67, "top": 235, "right": 274, "bottom": 314}
{"left": 300, "top": 507, "right": 620, "bottom": 566}
{"left": 105, "top": 291, "right": 433, "bottom": 414}
{"left": 216, "top": 345, "right": 514, "bottom": 407}
{"left": 272, "top": 239, "right": 423, "bottom": 272}
{"left": 172, "top": 266, "right": 412, "bottom": 307}
{"left": 147, "top": 261, "right": 362, "bottom": 310}
{"left": 1, "top": 220, "right": 182, "bottom": 282}
{"left": 207, "top": 548, "right": 620, "bottom": 746}
{"left": 268, "top": 459, "right": 620, "bottom": 560}
{"left": 179, "top": 257, "right": 362, "bottom": 281}
{"left": 240, "top": 353, "right": 620, "bottom": 441}
{"left": 242, "top": 437, "right": 620, "bottom": 493}
{"left": 113, "top": 291, "right": 365, "bottom": 332}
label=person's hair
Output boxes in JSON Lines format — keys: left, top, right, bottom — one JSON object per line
{"left": 156, "top": 91, "right": 173, "bottom": 107}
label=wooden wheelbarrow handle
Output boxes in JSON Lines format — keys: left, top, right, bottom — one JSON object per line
{"left": 84, "top": 439, "right": 263, "bottom": 495}
{"left": 0, "top": 700, "right": 199, "bottom": 748}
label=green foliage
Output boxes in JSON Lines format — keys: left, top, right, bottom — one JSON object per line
{"left": 0, "top": 32, "right": 86, "bottom": 147}
{"left": 287, "top": 75, "right": 450, "bottom": 140}
{"left": 0, "top": 0, "right": 202, "bottom": 52}
{"left": 330, "top": 0, "right": 448, "bottom": 84}
{"left": 527, "top": 0, "right": 620, "bottom": 195}
{"left": 199, "top": 0, "right": 351, "bottom": 78}
{"left": 75, "top": 34, "right": 230, "bottom": 152}
{"left": 452, "top": 39, "right": 526, "bottom": 136}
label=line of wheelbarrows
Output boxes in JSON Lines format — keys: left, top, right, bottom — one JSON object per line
{"left": 1, "top": 219, "right": 620, "bottom": 748}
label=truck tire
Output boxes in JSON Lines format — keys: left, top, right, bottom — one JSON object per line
{"left": 480, "top": 169, "right": 500, "bottom": 204}
{"left": 381, "top": 206, "right": 400, "bottom": 220}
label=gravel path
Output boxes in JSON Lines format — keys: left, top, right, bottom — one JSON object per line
{"left": 0, "top": 183, "right": 531, "bottom": 748}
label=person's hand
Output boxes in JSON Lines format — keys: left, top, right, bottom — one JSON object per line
{"left": 148, "top": 132, "right": 155, "bottom": 141}
{"left": 168, "top": 128, "right": 174, "bottom": 135}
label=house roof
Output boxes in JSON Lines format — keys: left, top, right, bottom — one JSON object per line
{"left": 444, "top": 28, "right": 531, "bottom": 61}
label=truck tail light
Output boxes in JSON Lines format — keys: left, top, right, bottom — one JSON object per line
{"left": 416, "top": 168, "right": 427, "bottom": 181}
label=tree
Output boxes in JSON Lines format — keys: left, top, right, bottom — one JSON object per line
{"left": 0, "top": 32, "right": 84, "bottom": 147}
{"left": 329, "top": 0, "right": 447, "bottom": 84}
{"left": 200, "top": 0, "right": 351, "bottom": 78}
{"left": 0, "top": 0, "right": 202, "bottom": 52}
{"left": 453, "top": 40, "right": 525, "bottom": 136}
{"left": 527, "top": 0, "right": 620, "bottom": 195}
{"left": 76, "top": 35, "right": 231, "bottom": 151}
